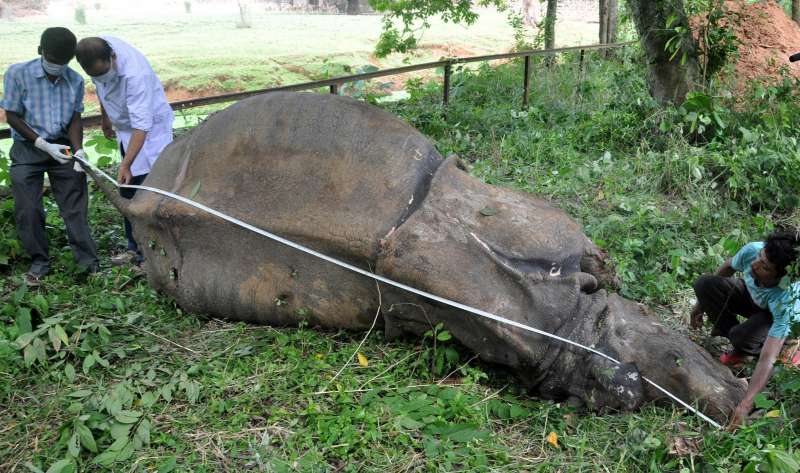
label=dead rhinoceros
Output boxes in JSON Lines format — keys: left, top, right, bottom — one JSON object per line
{"left": 88, "top": 92, "right": 745, "bottom": 422}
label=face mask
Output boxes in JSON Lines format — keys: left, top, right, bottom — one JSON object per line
{"left": 41, "top": 58, "right": 67, "bottom": 77}
{"left": 93, "top": 64, "right": 118, "bottom": 85}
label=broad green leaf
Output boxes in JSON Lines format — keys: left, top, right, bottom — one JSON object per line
{"left": 395, "top": 416, "right": 424, "bottom": 430}
{"left": 16, "top": 307, "right": 33, "bottom": 335}
{"left": 109, "top": 422, "right": 132, "bottom": 440}
{"left": 15, "top": 331, "right": 36, "bottom": 348}
{"left": 141, "top": 391, "right": 158, "bottom": 408}
{"left": 54, "top": 325, "right": 69, "bottom": 346}
{"left": 114, "top": 410, "right": 142, "bottom": 424}
{"left": 82, "top": 354, "right": 96, "bottom": 374}
{"left": 436, "top": 330, "right": 452, "bottom": 342}
{"left": 48, "top": 327, "right": 62, "bottom": 352}
{"left": 93, "top": 449, "right": 119, "bottom": 467}
{"left": 45, "top": 459, "right": 73, "bottom": 473}
{"left": 67, "top": 432, "right": 80, "bottom": 458}
{"left": 479, "top": 207, "right": 497, "bottom": 216}
{"left": 64, "top": 364, "right": 76, "bottom": 382}
{"left": 158, "top": 456, "right": 177, "bottom": 473}
{"left": 75, "top": 422, "right": 98, "bottom": 453}
{"left": 23, "top": 462, "right": 45, "bottom": 473}
{"left": 116, "top": 439, "right": 135, "bottom": 462}
{"left": 135, "top": 419, "right": 151, "bottom": 445}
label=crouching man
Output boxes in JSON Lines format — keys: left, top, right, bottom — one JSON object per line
{"left": 690, "top": 231, "right": 799, "bottom": 430}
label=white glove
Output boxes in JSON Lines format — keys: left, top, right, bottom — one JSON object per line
{"left": 73, "top": 149, "right": 87, "bottom": 173}
{"left": 34, "top": 137, "right": 71, "bottom": 164}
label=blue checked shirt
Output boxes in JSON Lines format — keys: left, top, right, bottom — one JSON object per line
{"left": 1, "top": 58, "right": 85, "bottom": 141}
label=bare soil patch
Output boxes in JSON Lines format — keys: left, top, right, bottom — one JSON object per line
{"left": 723, "top": 0, "right": 800, "bottom": 89}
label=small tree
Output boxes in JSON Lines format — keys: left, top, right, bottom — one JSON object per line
{"left": 793, "top": 0, "right": 799, "bottom": 25}
{"left": 599, "top": 0, "right": 618, "bottom": 45}
{"left": 543, "top": 0, "right": 557, "bottom": 49}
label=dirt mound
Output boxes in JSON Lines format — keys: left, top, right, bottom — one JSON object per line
{"left": 724, "top": 0, "right": 800, "bottom": 88}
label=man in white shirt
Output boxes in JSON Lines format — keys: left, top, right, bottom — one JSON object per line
{"left": 75, "top": 36, "right": 174, "bottom": 268}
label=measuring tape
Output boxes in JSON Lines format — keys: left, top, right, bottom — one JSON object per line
{"left": 73, "top": 154, "right": 723, "bottom": 429}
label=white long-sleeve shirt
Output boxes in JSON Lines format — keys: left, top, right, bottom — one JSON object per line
{"left": 93, "top": 36, "right": 173, "bottom": 176}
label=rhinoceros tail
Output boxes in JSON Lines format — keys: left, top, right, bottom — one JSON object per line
{"left": 80, "top": 162, "right": 132, "bottom": 215}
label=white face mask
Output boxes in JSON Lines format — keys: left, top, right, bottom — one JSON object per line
{"left": 93, "top": 64, "right": 118, "bottom": 85}
{"left": 41, "top": 58, "right": 67, "bottom": 77}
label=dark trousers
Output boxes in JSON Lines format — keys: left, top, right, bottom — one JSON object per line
{"left": 9, "top": 140, "right": 98, "bottom": 275}
{"left": 119, "top": 144, "right": 147, "bottom": 261}
{"left": 693, "top": 275, "right": 773, "bottom": 356}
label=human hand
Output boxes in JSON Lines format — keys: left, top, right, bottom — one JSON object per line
{"left": 690, "top": 303, "right": 704, "bottom": 329}
{"left": 726, "top": 401, "right": 752, "bottom": 432}
{"left": 34, "top": 137, "right": 71, "bottom": 164}
{"left": 102, "top": 118, "right": 116, "bottom": 139}
{"left": 117, "top": 165, "right": 133, "bottom": 185}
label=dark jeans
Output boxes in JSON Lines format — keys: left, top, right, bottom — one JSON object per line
{"left": 120, "top": 173, "right": 147, "bottom": 256}
{"left": 9, "top": 140, "right": 98, "bottom": 275}
{"left": 693, "top": 275, "right": 773, "bottom": 356}
{"left": 119, "top": 143, "right": 147, "bottom": 263}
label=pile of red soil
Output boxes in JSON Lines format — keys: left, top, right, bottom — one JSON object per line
{"left": 723, "top": 0, "right": 800, "bottom": 88}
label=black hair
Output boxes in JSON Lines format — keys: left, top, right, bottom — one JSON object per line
{"left": 75, "top": 37, "right": 113, "bottom": 70}
{"left": 765, "top": 229, "right": 800, "bottom": 275}
{"left": 40, "top": 27, "right": 77, "bottom": 64}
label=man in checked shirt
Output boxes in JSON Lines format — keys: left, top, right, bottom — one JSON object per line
{"left": 1, "top": 27, "right": 99, "bottom": 286}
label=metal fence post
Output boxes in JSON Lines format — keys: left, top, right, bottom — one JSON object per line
{"left": 443, "top": 62, "right": 452, "bottom": 109}
{"left": 330, "top": 84, "right": 338, "bottom": 94}
{"left": 579, "top": 49, "right": 585, "bottom": 75}
{"left": 523, "top": 55, "right": 531, "bottom": 109}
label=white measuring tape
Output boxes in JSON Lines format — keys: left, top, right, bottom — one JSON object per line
{"left": 74, "top": 154, "right": 722, "bottom": 429}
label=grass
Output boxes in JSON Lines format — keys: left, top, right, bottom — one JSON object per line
{"left": 2, "top": 24, "right": 800, "bottom": 473}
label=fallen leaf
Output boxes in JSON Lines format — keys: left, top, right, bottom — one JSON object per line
{"left": 546, "top": 431, "right": 559, "bottom": 448}
{"left": 479, "top": 207, "right": 498, "bottom": 217}
{"left": 765, "top": 410, "right": 781, "bottom": 418}
{"left": 357, "top": 352, "right": 368, "bottom": 367}
{"left": 667, "top": 435, "right": 700, "bottom": 457}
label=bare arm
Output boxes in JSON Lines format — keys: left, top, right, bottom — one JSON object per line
{"left": 117, "top": 129, "right": 147, "bottom": 184}
{"left": 67, "top": 112, "right": 83, "bottom": 152}
{"left": 5, "top": 111, "right": 39, "bottom": 142}
{"left": 100, "top": 103, "right": 116, "bottom": 139}
{"left": 726, "top": 336, "right": 785, "bottom": 431}
{"left": 715, "top": 258, "right": 735, "bottom": 277}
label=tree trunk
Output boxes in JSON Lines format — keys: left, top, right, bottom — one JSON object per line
{"left": 607, "top": 0, "right": 618, "bottom": 43}
{"left": 346, "top": 0, "right": 359, "bottom": 15}
{"left": 599, "top": 0, "right": 607, "bottom": 44}
{"left": 599, "top": 0, "right": 618, "bottom": 44}
{"left": 793, "top": 0, "right": 799, "bottom": 25}
{"left": 544, "top": 0, "right": 557, "bottom": 50}
{"left": 627, "top": 0, "right": 700, "bottom": 105}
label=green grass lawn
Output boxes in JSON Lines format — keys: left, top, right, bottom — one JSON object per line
{"left": 2, "top": 8, "right": 800, "bottom": 473}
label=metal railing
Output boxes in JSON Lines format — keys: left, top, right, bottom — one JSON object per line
{"left": 0, "top": 41, "right": 633, "bottom": 140}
